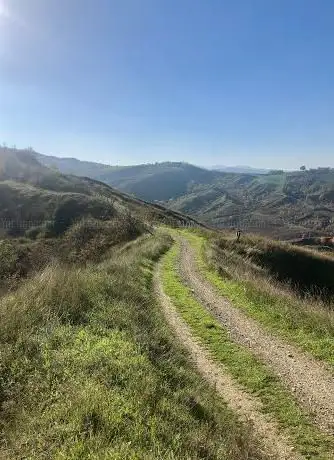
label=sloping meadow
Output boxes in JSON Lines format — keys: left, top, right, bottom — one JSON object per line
{"left": 0, "top": 231, "right": 265, "bottom": 459}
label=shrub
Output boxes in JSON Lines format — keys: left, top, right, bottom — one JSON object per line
{"left": 62, "top": 215, "right": 146, "bottom": 263}
{"left": 52, "top": 197, "right": 116, "bottom": 236}
{"left": 0, "top": 240, "right": 18, "bottom": 279}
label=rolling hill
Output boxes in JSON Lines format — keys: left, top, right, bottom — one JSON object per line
{"left": 34, "top": 149, "right": 334, "bottom": 238}
{"left": 0, "top": 147, "right": 202, "bottom": 234}
{"left": 168, "top": 169, "right": 334, "bottom": 238}
{"left": 210, "top": 165, "right": 270, "bottom": 174}
{"left": 0, "top": 147, "right": 202, "bottom": 296}
{"left": 35, "top": 152, "right": 220, "bottom": 201}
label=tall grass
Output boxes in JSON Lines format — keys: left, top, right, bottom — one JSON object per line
{"left": 0, "top": 232, "right": 264, "bottom": 459}
{"left": 214, "top": 234, "right": 334, "bottom": 301}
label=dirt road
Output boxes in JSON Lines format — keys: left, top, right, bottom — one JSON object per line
{"left": 178, "top": 237, "right": 334, "bottom": 435}
{"left": 154, "top": 262, "right": 303, "bottom": 460}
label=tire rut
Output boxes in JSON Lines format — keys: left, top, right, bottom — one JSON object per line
{"left": 178, "top": 237, "right": 334, "bottom": 436}
{"left": 154, "top": 262, "right": 303, "bottom": 460}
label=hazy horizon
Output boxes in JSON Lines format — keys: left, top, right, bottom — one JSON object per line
{"left": 1, "top": 0, "right": 334, "bottom": 169}
{"left": 3, "top": 145, "right": 329, "bottom": 172}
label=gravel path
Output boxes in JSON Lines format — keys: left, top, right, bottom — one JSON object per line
{"left": 154, "top": 262, "right": 303, "bottom": 460}
{"left": 178, "top": 237, "right": 334, "bottom": 435}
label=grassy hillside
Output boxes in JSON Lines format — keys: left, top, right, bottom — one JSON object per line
{"left": 0, "top": 148, "right": 202, "bottom": 295}
{"left": 0, "top": 148, "right": 202, "bottom": 234}
{"left": 169, "top": 170, "right": 334, "bottom": 238}
{"left": 34, "top": 150, "right": 121, "bottom": 178}
{"left": 34, "top": 149, "right": 334, "bottom": 238}
{"left": 212, "top": 232, "right": 334, "bottom": 302}
{"left": 96, "top": 162, "right": 218, "bottom": 201}
{"left": 36, "top": 151, "right": 219, "bottom": 201}
{"left": 0, "top": 232, "right": 264, "bottom": 459}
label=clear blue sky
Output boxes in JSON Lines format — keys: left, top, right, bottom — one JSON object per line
{"left": 1, "top": 0, "right": 333, "bottom": 168}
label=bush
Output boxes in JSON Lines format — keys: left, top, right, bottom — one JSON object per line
{"left": 52, "top": 197, "right": 116, "bottom": 236}
{"left": 0, "top": 240, "right": 18, "bottom": 279}
{"left": 62, "top": 215, "right": 146, "bottom": 263}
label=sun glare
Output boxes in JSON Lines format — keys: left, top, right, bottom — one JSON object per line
{"left": 0, "top": 0, "right": 10, "bottom": 20}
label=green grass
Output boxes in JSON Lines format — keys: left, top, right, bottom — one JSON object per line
{"left": 161, "top": 241, "right": 334, "bottom": 459}
{"left": 182, "top": 231, "right": 334, "bottom": 367}
{"left": 0, "top": 231, "right": 263, "bottom": 460}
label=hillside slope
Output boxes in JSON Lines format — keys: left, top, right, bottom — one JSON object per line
{"left": 33, "top": 149, "right": 334, "bottom": 237}
{"left": 0, "top": 148, "right": 202, "bottom": 232}
{"left": 36, "top": 151, "right": 219, "bottom": 201}
{"left": 34, "top": 150, "right": 120, "bottom": 178}
{"left": 169, "top": 170, "right": 334, "bottom": 237}
{"left": 0, "top": 147, "right": 203, "bottom": 300}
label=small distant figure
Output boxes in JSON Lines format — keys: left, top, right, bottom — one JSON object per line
{"left": 236, "top": 229, "right": 242, "bottom": 242}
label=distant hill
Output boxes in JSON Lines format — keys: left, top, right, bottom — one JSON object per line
{"left": 31, "top": 149, "right": 334, "bottom": 238}
{"left": 34, "top": 151, "right": 120, "bottom": 178}
{"left": 210, "top": 165, "right": 270, "bottom": 174}
{"left": 36, "top": 152, "right": 220, "bottom": 201}
{"left": 168, "top": 169, "right": 334, "bottom": 238}
{"left": 0, "top": 148, "right": 51, "bottom": 181}
{"left": 0, "top": 148, "right": 202, "bottom": 235}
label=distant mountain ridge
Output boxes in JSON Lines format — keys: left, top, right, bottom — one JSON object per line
{"left": 33, "top": 151, "right": 120, "bottom": 177}
{"left": 24, "top": 149, "right": 334, "bottom": 238}
{"left": 34, "top": 152, "right": 271, "bottom": 177}
{"left": 209, "top": 165, "right": 270, "bottom": 174}
{"left": 35, "top": 152, "right": 221, "bottom": 201}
